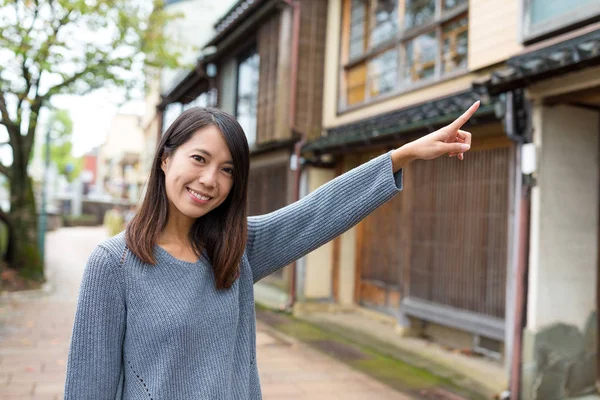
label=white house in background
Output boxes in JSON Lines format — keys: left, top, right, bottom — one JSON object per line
{"left": 97, "top": 113, "right": 145, "bottom": 202}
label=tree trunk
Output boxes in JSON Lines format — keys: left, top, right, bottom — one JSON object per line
{"left": 8, "top": 164, "right": 43, "bottom": 281}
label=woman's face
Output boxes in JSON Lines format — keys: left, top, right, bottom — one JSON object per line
{"left": 161, "top": 125, "right": 235, "bottom": 221}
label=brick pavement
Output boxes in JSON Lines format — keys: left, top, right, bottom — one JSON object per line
{"left": 0, "top": 227, "right": 410, "bottom": 400}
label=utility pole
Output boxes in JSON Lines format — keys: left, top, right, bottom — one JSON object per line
{"left": 37, "top": 127, "right": 51, "bottom": 265}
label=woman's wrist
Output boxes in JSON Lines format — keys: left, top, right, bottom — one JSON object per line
{"left": 391, "top": 144, "right": 417, "bottom": 173}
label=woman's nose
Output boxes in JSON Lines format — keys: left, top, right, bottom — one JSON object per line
{"left": 199, "top": 168, "right": 218, "bottom": 188}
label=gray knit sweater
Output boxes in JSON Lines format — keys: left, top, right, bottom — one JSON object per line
{"left": 64, "top": 152, "right": 402, "bottom": 400}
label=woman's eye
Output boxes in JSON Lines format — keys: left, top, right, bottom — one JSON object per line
{"left": 223, "top": 168, "right": 234, "bottom": 175}
{"left": 192, "top": 155, "right": 205, "bottom": 163}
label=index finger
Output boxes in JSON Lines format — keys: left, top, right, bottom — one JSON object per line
{"left": 448, "top": 101, "right": 480, "bottom": 130}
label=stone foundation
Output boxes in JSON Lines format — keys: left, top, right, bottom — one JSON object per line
{"left": 522, "top": 311, "right": 597, "bottom": 399}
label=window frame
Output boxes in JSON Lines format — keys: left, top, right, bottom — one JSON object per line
{"left": 521, "top": 0, "right": 600, "bottom": 43}
{"left": 340, "top": 0, "right": 469, "bottom": 111}
{"left": 234, "top": 46, "right": 260, "bottom": 148}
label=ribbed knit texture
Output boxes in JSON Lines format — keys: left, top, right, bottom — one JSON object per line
{"left": 64, "top": 151, "right": 403, "bottom": 400}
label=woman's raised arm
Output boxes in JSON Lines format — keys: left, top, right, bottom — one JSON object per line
{"left": 245, "top": 101, "right": 479, "bottom": 282}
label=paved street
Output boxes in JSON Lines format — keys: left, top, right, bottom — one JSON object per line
{"left": 0, "top": 227, "right": 410, "bottom": 400}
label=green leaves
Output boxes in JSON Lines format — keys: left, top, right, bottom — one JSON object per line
{"left": 0, "top": 0, "right": 182, "bottom": 180}
{"left": 0, "top": 0, "right": 182, "bottom": 123}
{"left": 41, "top": 108, "right": 82, "bottom": 182}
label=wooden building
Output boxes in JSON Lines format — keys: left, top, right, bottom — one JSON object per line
{"left": 157, "top": 0, "right": 329, "bottom": 303}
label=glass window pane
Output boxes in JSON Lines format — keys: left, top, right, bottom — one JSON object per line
{"left": 405, "top": 0, "right": 435, "bottom": 30}
{"left": 443, "top": 0, "right": 467, "bottom": 11}
{"left": 368, "top": 49, "right": 398, "bottom": 97}
{"left": 349, "top": 0, "right": 367, "bottom": 59}
{"left": 530, "top": 0, "right": 597, "bottom": 25}
{"left": 237, "top": 52, "right": 259, "bottom": 146}
{"left": 346, "top": 63, "right": 367, "bottom": 106}
{"left": 442, "top": 15, "right": 468, "bottom": 74}
{"left": 370, "top": 0, "right": 398, "bottom": 48}
{"left": 350, "top": 40, "right": 364, "bottom": 58}
{"left": 404, "top": 31, "right": 437, "bottom": 83}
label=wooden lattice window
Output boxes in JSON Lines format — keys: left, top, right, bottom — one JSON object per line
{"left": 405, "top": 31, "right": 437, "bottom": 83}
{"left": 371, "top": 0, "right": 398, "bottom": 48}
{"left": 442, "top": 15, "right": 468, "bottom": 74}
{"left": 342, "top": 0, "right": 468, "bottom": 108}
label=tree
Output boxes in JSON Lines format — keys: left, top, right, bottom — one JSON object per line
{"left": 0, "top": 0, "right": 181, "bottom": 280}
{"left": 38, "top": 109, "right": 82, "bottom": 182}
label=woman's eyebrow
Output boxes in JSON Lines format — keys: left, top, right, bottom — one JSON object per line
{"left": 194, "top": 148, "right": 234, "bottom": 165}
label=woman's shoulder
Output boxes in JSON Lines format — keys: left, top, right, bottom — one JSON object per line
{"left": 89, "top": 232, "right": 128, "bottom": 268}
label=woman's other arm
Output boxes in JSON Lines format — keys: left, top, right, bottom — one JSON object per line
{"left": 64, "top": 245, "right": 126, "bottom": 400}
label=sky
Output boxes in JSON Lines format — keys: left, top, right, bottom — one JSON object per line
{"left": 51, "top": 89, "right": 145, "bottom": 157}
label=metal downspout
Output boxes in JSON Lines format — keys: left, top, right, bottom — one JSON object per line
{"left": 280, "top": 0, "right": 302, "bottom": 311}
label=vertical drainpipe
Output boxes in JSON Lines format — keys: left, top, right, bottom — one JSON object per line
{"left": 510, "top": 170, "right": 531, "bottom": 399}
{"left": 280, "top": 0, "right": 302, "bottom": 311}
{"left": 504, "top": 90, "right": 533, "bottom": 399}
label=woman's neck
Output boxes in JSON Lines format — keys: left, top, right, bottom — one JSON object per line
{"left": 158, "top": 205, "right": 195, "bottom": 247}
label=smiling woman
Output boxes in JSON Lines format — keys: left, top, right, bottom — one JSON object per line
{"left": 127, "top": 108, "right": 249, "bottom": 287}
{"left": 64, "top": 104, "right": 477, "bottom": 400}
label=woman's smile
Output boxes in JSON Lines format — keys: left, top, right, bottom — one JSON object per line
{"left": 186, "top": 187, "right": 212, "bottom": 205}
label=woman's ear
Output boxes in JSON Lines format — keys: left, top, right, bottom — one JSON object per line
{"left": 160, "top": 155, "right": 169, "bottom": 173}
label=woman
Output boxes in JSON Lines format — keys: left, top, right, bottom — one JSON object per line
{"left": 65, "top": 103, "right": 477, "bottom": 399}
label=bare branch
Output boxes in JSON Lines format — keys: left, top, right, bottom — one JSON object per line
{"left": 43, "top": 68, "right": 90, "bottom": 99}
{"left": 0, "top": 162, "right": 12, "bottom": 181}
{"left": 0, "top": 92, "right": 18, "bottom": 139}
{"left": 34, "top": 7, "right": 73, "bottom": 68}
{"left": 24, "top": 97, "right": 43, "bottom": 157}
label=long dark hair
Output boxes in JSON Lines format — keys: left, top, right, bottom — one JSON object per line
{"left": 126, "top": 107, "right": 250, "bottom": 289}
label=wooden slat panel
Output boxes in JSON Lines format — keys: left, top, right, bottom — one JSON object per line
{"left": 409, "top": 145, "right": 510, "bottom": 318}
{"left": 248, "top": 161, "right": 289, "bottom": 279}
{"left": 295, "top": 0, "right": 329, "bottom": 140}
{"left": 356, "top": 143, "right": 511, "bottom": 320}
{"left": 356, "top": 151, "right": 405, "bottom": 311}
{"left": 248, "top": 162, "right": 288, "bottom": 216}
{"left": 257, "top": 14, "right": 280, "bottom": 144}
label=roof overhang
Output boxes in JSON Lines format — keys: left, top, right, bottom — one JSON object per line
{"left": 158, "top": 0, "right": 281, "bottom": 110}
{"left": 477, "top": 26, "right": 600, "bottom": 96}
{"left": 303, "top": 89, "right": 498, "bottom": 155}
{"left": 157, "top": 64, "right": 210, "bottom": 111}
{"left": 204, "top": 0, "right": 280, "bottom": 55}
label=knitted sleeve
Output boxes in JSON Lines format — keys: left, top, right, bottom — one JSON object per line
{"left": 246, "top": 151, "right": 403, "bottom": 283}
{"left": 64, "top": 245, "right": 126, "bottom": 399}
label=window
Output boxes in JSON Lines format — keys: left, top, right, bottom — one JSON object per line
{"left": 405, "top": 31, "right": 437, "bottom": 83}
{"left": 442, "top": 15, "right": 468, "bottom": 74}
{"left": 343, "top": 0, "right": 468, "bottom": 107}
{"left": 236, "top": 50, "right": 260, "bottom": 147}
{"left": 405, "top": 0, "right": 435, "bottom": 30}
{"left": 369, "top": 49, "right": 398, "bottom": 96}
{"left": 371, "top": 0, "right": 398, "bottom": 48}
{"left": 523, "top": 0, "right": 600, "bottom": 42}
{"left": 349, "top": 0, "right": 368, "bottom": 59}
